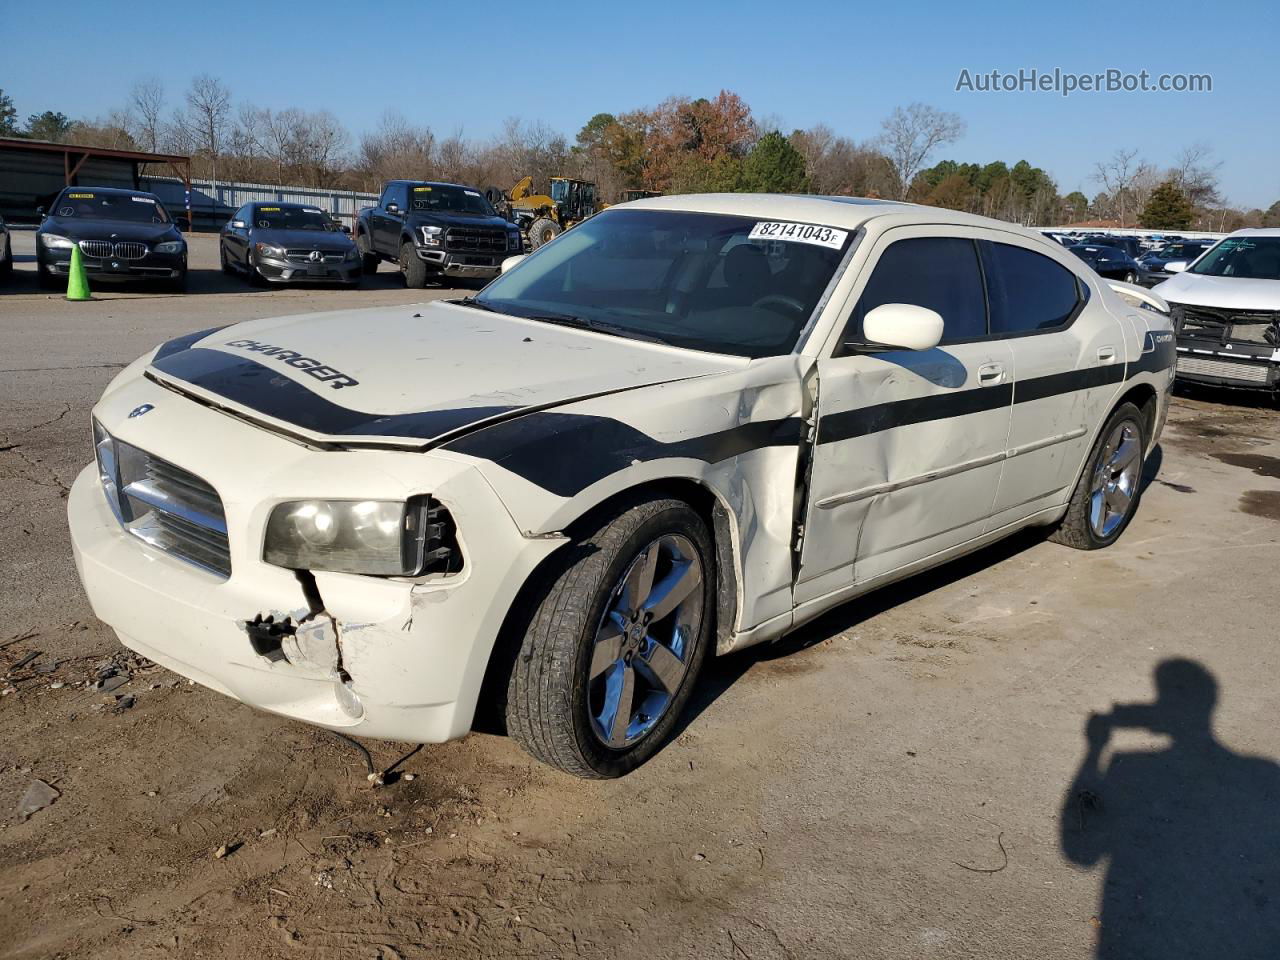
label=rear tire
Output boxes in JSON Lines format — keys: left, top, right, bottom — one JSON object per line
{"left": 506, "top": 497, "right": 714, "bottom": 778}
{"left": 399, "top": 241, "right": 428, "bottom": 288}
{"left": 356, "top": 231, "right": 378, "bottom": 273}
{"left": 1050, "top": 402, "right": 1146, "bottom": 550}
{"left": 528, "top": 217, "right": 561, "bottom": 249}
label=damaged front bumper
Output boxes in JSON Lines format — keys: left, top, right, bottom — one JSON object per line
{"left": 67, "top": 373, "right": 564, "bottom": 742}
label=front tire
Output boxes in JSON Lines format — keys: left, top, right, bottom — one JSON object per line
{"left": 219, "top": 243, "right": 235, "bottom": 276}
{"left": 0, "top": 235, "right": 11, "bottom": 275}
{"left": 399, "top": 241, "right": 428, "bottom": 288}
{"left": 356, "top": 231, "right": 378, "bottom": 273}
{"left": 528, "top": 217, "right": 561, "bottom": 249}
{"left": 506, "top": 497, "right": 714, "bottom": 778}
{"left": 1050, "top": 402, "right": 1146, "bottom": 549}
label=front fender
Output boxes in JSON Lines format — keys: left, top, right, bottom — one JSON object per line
{"left": 439, "top": 358, "right": 810, "bottom": 637}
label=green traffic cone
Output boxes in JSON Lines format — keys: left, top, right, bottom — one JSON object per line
{"left": 66, "top": 245, "right": 91, "bottom": 301}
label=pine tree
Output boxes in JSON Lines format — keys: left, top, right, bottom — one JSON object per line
{"left": 741, "top": 132, "right": 809, "bottom": 193}
{"left": 1140, "top": 181, "right": 1193, "bottom": 230}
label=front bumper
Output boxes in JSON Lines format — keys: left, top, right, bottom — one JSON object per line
{"left": 416, "top": 247, "right": 506, "bottom": 278}
{"left": 256, "top": 255, "right": 361, "bottom": 284}
{"left": 45, "top": 251, "right": 185, "bottom": 280}
{"left": 67, "top": 373, "right": 564, "bottom": 742}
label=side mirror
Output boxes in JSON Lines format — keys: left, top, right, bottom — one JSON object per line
{"left": 1164, "top": 261, "right": 1187, "bottom": 273}
{"left": 36, "top": 206, "right": 45, "bottom": 218}
{"left": 858, "top": 303, "right": 945, "bottom": 352}
{"left": 501, "top": 254, "right": 527, "bottom": 274}
{"left": 231, "top": 219, "right": 246, "bottom": 229}
{"left": 386, "top": 203, "right": 400, "bottom": 215}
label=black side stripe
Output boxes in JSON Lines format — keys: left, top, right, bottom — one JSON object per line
{"left": 445, "top": 412, "right": 803, "bottom": 498}
{"left": 819, "top": 382, "right": 1011, "bottom": 444}
{"left": 150, "top": 347, "right": 516, "bottom": 440}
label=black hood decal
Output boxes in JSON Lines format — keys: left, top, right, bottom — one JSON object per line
{"left": 150, "top": 346, "right": 514, "bottom": 441}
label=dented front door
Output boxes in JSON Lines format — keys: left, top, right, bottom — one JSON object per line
{"left": 795, "top": 341, "right": 1015, "bottom": 604}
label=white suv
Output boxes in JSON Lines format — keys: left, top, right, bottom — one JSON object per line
{"left": 68, "top": 195, "right": 1175, "bottom": 777}
{"left": 1154, "top": 228, "right": 1280, "bottom": 393}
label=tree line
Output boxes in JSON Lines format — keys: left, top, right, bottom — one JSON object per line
{"left": 1, "top": 80, "right": 1275, "bottom": 231}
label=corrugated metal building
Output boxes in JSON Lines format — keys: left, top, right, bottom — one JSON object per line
{"left": 0, "top": 138, "right": 190, "bottom": 224}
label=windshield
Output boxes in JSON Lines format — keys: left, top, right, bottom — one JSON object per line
{"left": 1158, "top": 242, "right": 1208, "bottom": 260}
{"left": 408, "top": 184, "right": 494, "bottom": 215}
{"left": 551, "top": 180, "right": 569, "bottom": 202}
{"left": 253, "top": 206, "right": 337, "bottom": 231}
{"left": 54, "top": 192, "right": 169, "bottom": 224}
{"left": 1189, "top": 237, "right": 1280, "bottom": 280}
{"left": 473, "top": 209, "right": 851, "bottom": 358}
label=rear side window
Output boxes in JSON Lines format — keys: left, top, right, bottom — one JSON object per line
{"left": 981, "top": 241, "right": 1081, "bottom": 334}
{"left": 850, "top": 236, "right": 987, "bottom": 343}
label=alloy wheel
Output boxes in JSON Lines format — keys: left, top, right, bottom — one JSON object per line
{"left": 587, "top": 534, "right": 704, "bottom": 748}
{"left": 1089, "top": 420, "right": 1141, "bottom": 538}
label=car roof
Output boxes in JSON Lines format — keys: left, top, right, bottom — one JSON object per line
{"left": 59, "top": 185, "right": 158, "bottom": 199}
{"left": 1220, "top": 228, "right": 1280, "bottom": 238}
{"left": 624, "top": 193, "right": 1034, "bottom": 234}
{"left": 390, "top": 178, "right": 477, "bottom": 191}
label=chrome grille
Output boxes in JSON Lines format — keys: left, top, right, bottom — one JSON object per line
{"left": 94, "top": 421, "right": 231, "bottom": 578}
{"left": 445, "top": 226, "right": 507, "bottom": 254}
{"left": 285, "top": 249, "right": 345, "bottom": 263}
{"left": 1176, "top": 356, "right": 1271, "bottom": 383}
{"left": 78, "top": 240, "right": 148, "bottom": 260}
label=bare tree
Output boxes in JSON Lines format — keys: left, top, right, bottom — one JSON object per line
{"left": 128, "top": 78, "right": 164, "bottom": 152}
{"left": 1170, "top": 142, "right": 1222, "bottom": 211}
{"left": 1092, "top": 148, "right": 1152, "bottom": 227}
{"left": 185, "top": 74, "right": 232, "bottom": 186}
{"left": 877, "top": 103, "right": 965, "bottom": 199}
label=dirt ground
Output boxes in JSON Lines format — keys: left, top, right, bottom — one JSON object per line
{"left": 2, "top": 232, "right": 1279, "bottom": 959}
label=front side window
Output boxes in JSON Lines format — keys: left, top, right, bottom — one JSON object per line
{"left": 473, "top": 209, "right": 851, "bottom": 358}
{"left": 848, "top": 236, "right": 987, "bottom": 344}
{"left": 55, "top": 191, "right": 169, "bottom": 224}
{"left": 982, "top": 241, "right": 1081, "bottom": 334}
{"left": 1188, "top": 237, "right": 1280, "bottom": 280}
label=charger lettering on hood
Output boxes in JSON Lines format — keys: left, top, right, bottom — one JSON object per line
{"left": 222, "top": 339, "right": 359, "bottom": 389}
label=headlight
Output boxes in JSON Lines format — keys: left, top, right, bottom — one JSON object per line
{"left": 154, "top": 240, "right": 185, "bottom": 254}
{"left": 420, "top": 226, "right": 443, "bottom": 247}
{"left": 344, "top": 245, "right": 359, "bottom": 261}
{"left": 41, "top": 233, "right": 73, "bottom": 249}
{"left": 255, "top": 242, "right": 285, "bottom": 259}
{"left": 263, "top": 497, "right": 457, "bottom": 576}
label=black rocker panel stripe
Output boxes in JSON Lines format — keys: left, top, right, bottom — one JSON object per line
{"left": 150, "top": 347, "right": 515, "bottom": 440}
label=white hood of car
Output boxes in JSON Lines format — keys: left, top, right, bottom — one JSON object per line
{"left": 146, "top": 300, "right": 744, "bottom": 446}
{"left": 1153, "top": 273, "right": 1280, "bottom": 311}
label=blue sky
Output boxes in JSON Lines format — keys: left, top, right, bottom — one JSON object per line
{"left": 3, "top": 0, "right": 1277, "bottom": 208}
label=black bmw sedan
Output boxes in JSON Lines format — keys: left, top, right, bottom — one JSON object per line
{"left": 36, "top": 187, "right": 187, "bottom": 291}
{"left": 220, "top": 202, "right": 360, "bottom": 286}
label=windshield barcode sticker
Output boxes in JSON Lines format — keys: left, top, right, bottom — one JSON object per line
{"left": 131, "top": 197, "right": 155, "bottom": 203}
{"left": 749, "top": 221, "right": 848, "bottom": 249}
{"left": 464, "top": 190, "right": 480, "bottom": 196}
{"left": 68, "top": 193, "right": 94, "bottom": 199}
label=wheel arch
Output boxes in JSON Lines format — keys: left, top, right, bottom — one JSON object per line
{"left": 472, "top": 476, "right": 743, "bottom": 736}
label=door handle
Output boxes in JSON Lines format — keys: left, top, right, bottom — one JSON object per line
{"left": 977, "top": 362, "right": 1005, "bottom": 385}
{"left": 1097, "top": 345, "right": 1117, "bottom": 363}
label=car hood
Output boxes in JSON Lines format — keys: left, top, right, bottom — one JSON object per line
{"left": 40, "top": 218, "right": 179, "bottom": 244}
{"left": 146, "top": 300, "right": 743, "bottom": 447}
{"left": 1153, "top": 273, "right": 1280, "bottom": 311}
{"left": 406, "top": 211, "right": 513, "bottom": 230}
{"left": 251, "top": 228, "right": 354, "bottom": 251}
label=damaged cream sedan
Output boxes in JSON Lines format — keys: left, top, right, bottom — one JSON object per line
{"left": 69, "top": 195, "right": 1175, "bottom": 777}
